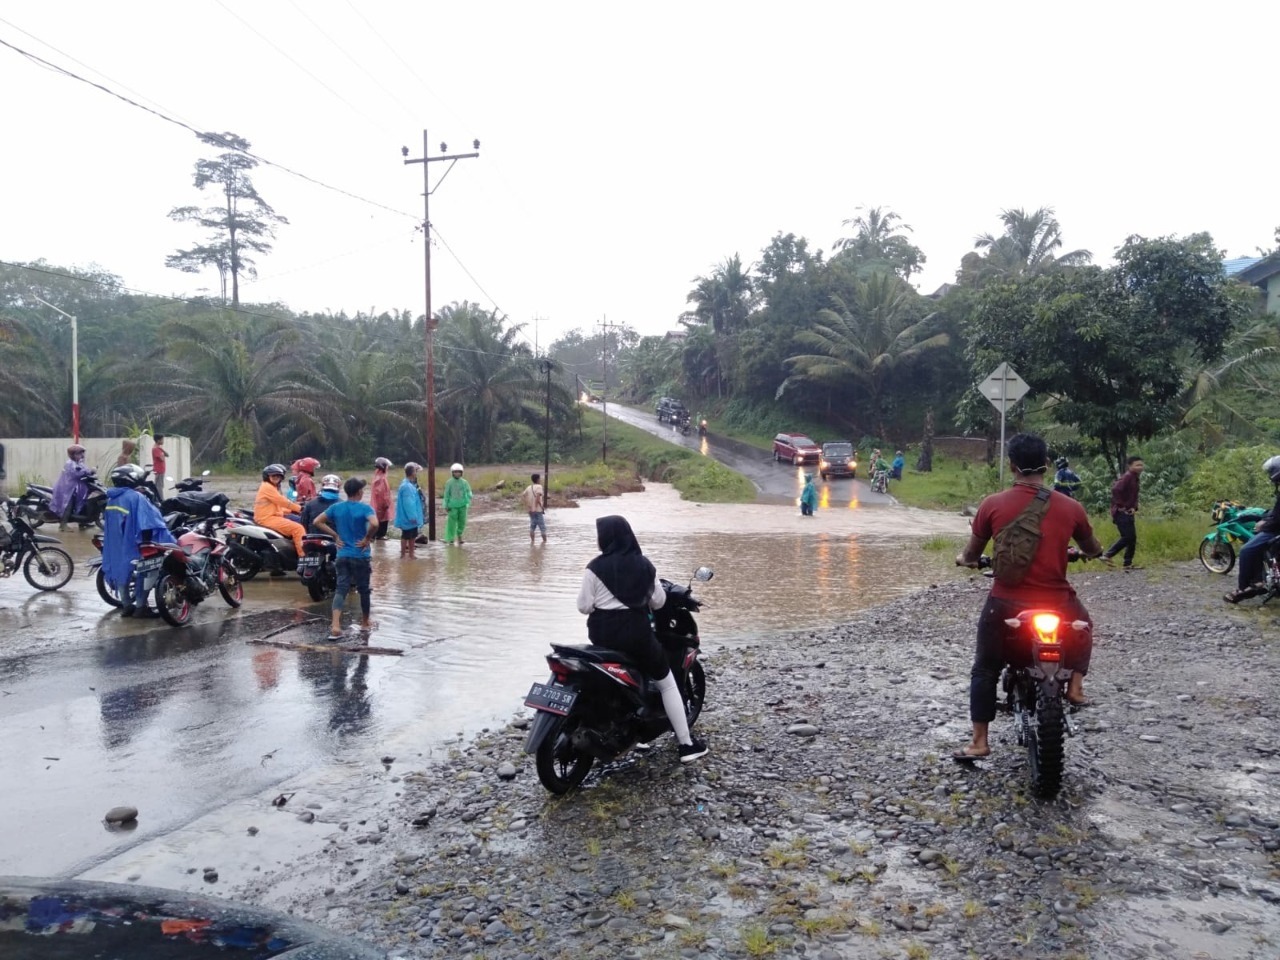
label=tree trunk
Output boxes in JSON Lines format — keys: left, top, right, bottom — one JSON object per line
{"left": 915, "top": 406, "right": 934, "bottom": 472}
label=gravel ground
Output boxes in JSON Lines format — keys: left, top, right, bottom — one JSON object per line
{"left": 233, "top": 562, "right": 1280, "bottom": 960}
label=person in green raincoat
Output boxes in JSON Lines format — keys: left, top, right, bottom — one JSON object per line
{"left": 444, "top": 462, "right": 473, "bottom": 544}
{"left": 800, "top": 472, "right": 818, "bottom": 516}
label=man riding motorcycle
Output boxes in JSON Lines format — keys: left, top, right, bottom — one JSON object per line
{"left": 103, "top": 464, "right": 177, "bottom": 617}
{"left": 953, "top": 433, "right": 1104, "bottom": 761}
{"left": 1223, "top": 454, "right": 1280, "bottom": 604}
{"left": 51, "top": 444, "right": 93, "bottom": 530}
{"left": 255, "top": 463, "right": 306, "bottom": 557}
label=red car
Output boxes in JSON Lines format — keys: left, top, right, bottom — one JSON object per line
{"left": 772, "top": 432, "right": 821, "bottom": 466}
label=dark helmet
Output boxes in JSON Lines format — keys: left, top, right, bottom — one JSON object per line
{"left": 110, "top": 463, "right": 147, "bottom": 488}
{"left": 374, "top": 457, "right": 392, "bottom": 471}
{"left": 1054, "top": 456, "right": 1069, "bottom": 469}
{"left": 1265, "top": 455, "right": 1280, "bottom": 484}
{"left": 262, "top": 463, "right": 286, "bottom": 481}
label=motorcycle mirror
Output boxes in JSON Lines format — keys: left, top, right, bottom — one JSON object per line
{"left": 693, "top": 566, "right": 714, "bottom": 582}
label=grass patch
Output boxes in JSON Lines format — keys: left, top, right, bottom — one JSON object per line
{"left": 740, "top": 925, "right": 778, "bottom": 957}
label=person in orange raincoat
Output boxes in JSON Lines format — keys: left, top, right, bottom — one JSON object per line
{"left": 370, "top": 457, "right": 393, "bottom": 540}
{"left": 255, "top": 462, "right": 306, "bottom": 556}
{"left": 292, "top": 457, "right": 321, "bottom": 505}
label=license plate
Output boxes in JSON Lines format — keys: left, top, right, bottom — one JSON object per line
{"left": 524, "top": 682, "right": 576, "bottom": 716}
{"left": 297, "top": 556, "right": 322, "bottom": 568}
{"left": 135, "top": 556, "right": 164, "bottom": 573}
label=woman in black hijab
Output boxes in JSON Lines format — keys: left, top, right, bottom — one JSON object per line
{"left": 576, "top": 516, "right": 708, "bottom": 763}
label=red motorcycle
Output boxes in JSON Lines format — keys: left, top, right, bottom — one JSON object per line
{"left": 147, "top": 513, "right": 243, "bottom": 626}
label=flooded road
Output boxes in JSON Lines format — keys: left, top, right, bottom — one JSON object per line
{"left": 0, "top": 484, "right": 968, "bottom": 886}
{"left": 592, "top": 400, "right": 892, "bottom": 506}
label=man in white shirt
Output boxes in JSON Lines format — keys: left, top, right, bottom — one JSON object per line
{"left": 521, "top": 473, "right": 547, "bottom": 544}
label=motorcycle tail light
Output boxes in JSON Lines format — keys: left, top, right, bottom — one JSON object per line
{"left": 1031, "top": 613, "right": 1061, "bottom": 643}
{"left": 547, "top": 656, "right": 586, "bottom": 681}
{"left": 1038, "top": 648, "right": 1061, "bottom": 662}
{"left": 139, "top": 544, "right": 166, "bottom": 558}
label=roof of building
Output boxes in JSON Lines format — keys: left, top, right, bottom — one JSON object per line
{"left": 1224, "top": 256, "right": 1263, "bottom": 277}
{"left": 1238, "top": 254, "right": 1280, "bottom": 285}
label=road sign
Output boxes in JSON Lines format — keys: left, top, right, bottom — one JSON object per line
{"left": 980, "top": 362, "right": 1029, "bottom": 413}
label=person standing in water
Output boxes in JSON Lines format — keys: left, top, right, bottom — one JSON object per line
{"left": 443, "top": 462, "right": 472, "bottom": 545}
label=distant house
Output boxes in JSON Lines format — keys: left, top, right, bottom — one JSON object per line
{"left": 664, "top": 330, "right": 687, "bottom": 341}
{"left": 1233, "top": 255, "right": 1280, "bottom": 315}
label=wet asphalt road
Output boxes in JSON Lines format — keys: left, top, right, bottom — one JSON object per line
{"left": 590, "top": 401, "right": 892, "bottom": 507}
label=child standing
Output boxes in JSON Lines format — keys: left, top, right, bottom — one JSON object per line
{"left": 521, "top": 472, "right": 547, "bottom": 544}
{"left": 395, "top": 462, "right": 425, "bottom": 558}
{"left": 443, "top": 462, "right": 473, "bottom": 545}
{"left": 370, "top": 457, "right": 392, "bottom": 540}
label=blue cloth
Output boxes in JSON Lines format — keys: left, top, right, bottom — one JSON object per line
{"left": 891, "top": 455, "right": 904, "bottom": 479}
{"left": 800, "top": 476, "right": 818, "bottom": 512}
{"left": 394, "top": 478, "right": 424, "bottom": 530}
{"left": 102, "top": 486, "right": 175, "bottom": 590}
{"left": 321, "top": 500, "right": 376, "bottom": 559}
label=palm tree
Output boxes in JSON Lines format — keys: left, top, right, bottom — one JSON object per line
{"left": 1178, "top": 318, "right": 1280, "bottom": 441}
{"left": 834, "top": 206, "right": 926, "bottom": 278}
{"left": 686, "top": 255, "right": 756, "bottom": 396}
{"left": 971, "top": 207, "right": 1091, "bottom": 281}
{"left": 435, "top": 302, "right": 543, "bottom": 461}
{"left": 782, "top": 272, "right": 950, "bottom": 436}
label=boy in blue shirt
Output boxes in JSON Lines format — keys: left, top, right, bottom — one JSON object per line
{"left": 314, "top": 477, "right": 379, "bottom": 640}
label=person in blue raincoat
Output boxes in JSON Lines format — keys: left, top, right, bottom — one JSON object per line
{"left": 394, "top": 462, "right": 426, "bottom": 559}
{"left": 103, "top": 463, "right": 176, "bottom": 616}
{"left": 51, "top": 443, "right": 93, "bottom": 529}
{"left": 800, "top": 473, "right": 818, "bottom": 516}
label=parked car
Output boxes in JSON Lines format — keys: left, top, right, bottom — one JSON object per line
{"left": 820, "top": 441, "right": 857, "bottom": 480}
{"left": 773, "top": 433, "right": 821, "bottom": 466}
{"left": 657, "top": 397, "right": 688, "bottom": 424}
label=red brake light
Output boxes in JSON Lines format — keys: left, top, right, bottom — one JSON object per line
{"left": 1032, "top": 613, "right": 1061, "bottom": 643}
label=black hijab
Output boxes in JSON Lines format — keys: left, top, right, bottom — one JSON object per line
{"left": 586, "top": 515, "right": 656, "bottom": 609}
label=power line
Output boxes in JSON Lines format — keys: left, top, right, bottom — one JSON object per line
{"left": 0, "top": 34, "right": 419, "bottom": 222}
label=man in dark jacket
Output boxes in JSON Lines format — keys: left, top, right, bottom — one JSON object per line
{"left": 1102, "top": 456, "right": 1144, "bottom": 570}
{"left": 1224, "top": 455, "right": 1280, "bottom": 603}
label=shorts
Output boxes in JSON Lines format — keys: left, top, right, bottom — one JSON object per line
{"left": 401, "top": 526, "right": 418, "bottom": 541}
{"left": 529, "top": 512, "right": 546, "bottom": 534}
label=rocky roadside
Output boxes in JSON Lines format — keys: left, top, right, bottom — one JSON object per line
{"left": 233, "top": 563, "right": 1280, "bottom": 960}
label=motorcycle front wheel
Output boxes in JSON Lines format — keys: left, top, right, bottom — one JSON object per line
{"left": 684, "top": 661, "right": 707, "bottom": 727}
{"left": 217, "top": 561, "right": 243, "bottom": 607}
{"left": 535, "top": 716, "right": 594, "bottom": 795}
{"left": 154, "top": 574, "right": 193, "bottom": 626}
{"left": 1028, "top": 694, "right": 1066, "bottom": 799}
{"left": 96, "top": 567, "right": 123, "bottom": 607}
{"left": 23, "top": 547, "right": 74, "bottom": 591}
{"left": 1198, "top": 538, "right": 1235, "bottom": 575}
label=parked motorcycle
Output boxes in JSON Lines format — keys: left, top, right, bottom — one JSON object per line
{"left": 1199, "top": 500, "right": 1268, "bottom": 574}
{"left": 88, "top": 502, "right": 210, "bottom": 609}
{"left": 148, "top": 508, "right": 243, "bottom": 626}
{"left": 0, "top": 498, "right": 74, "bottom": 591}
{"left": 16, "top": 471, "right": 109, "bottom": 529}
{"left": 297, "top": 532, "right": 338, "bottom": 602}
{"left": 523, "top": 566, "right": 713, "bottom": 794}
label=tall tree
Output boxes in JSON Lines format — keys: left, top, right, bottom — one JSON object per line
{"left": 964, "top": 206, "right": 1090, "bottom": 285}
{"left": 834, "top": 206, "right": 926, "bottom": 279}
{"left": 167, "top": 132, "right": 288, "bottom": 308}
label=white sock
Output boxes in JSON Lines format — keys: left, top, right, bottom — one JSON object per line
{"left": 656, "top": 670, "right": 692, "bottom": 745}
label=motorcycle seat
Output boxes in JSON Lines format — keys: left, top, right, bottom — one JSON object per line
{"left": 550, "top": 642, "right": 635, "bottom": 664}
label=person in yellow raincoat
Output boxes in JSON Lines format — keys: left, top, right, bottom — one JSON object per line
{"left": 255, "top": 462, "right": 306, "bottom": 556}
{"left": 443, "top": 462, "right": 473, "bottom": 545}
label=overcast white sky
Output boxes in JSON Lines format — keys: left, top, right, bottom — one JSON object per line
{"left": 1, "top": 1, "right": 1275, "bottom": 348}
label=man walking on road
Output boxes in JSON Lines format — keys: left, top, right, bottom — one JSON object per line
{"left": 521, "top": 472, "right": 547, "bottom": 544}
{"left": 1102, "top": 456, "right": 1144, "bottom": 570}
{"left": 314, "top": 477, "right": 378, "bottom": 641}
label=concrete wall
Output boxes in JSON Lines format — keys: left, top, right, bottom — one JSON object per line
{"left": 1268, "top": 274, "right": 1280, "bottom": 316}
{"left": 0, "top": 435, "right": 191, "bottom": 498}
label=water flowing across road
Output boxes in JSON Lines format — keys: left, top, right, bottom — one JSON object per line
{"left": 0, "top": 483, "right": 968, "bottom": 888}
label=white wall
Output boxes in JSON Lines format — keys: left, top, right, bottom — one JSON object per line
{"left": 0, "top": 435, "right": 190, "bottom": 497}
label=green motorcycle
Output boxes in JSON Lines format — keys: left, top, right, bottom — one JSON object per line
{"left": 1200, "top": 500, "right": 1268, "bottom": 574}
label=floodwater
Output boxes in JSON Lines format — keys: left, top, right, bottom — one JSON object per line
{"left": 0, "top": 483, "right": 968, "bottom": 887}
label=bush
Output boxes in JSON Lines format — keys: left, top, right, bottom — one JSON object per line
{"left": 491, "top": 423, "right": 545, "bottom": 463}
{"left": 1175, "top": 444, "right": 1279, "bottom": 513}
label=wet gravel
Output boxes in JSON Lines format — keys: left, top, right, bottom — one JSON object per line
{"left": 234, "top": 562, "right": 1280, "bottom": 960}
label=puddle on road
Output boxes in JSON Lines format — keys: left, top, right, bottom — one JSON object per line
{"left": 0, "top": 484, "right": 969, "bottom": 882}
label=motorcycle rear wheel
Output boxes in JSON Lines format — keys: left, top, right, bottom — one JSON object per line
{"left": 1028, "top": 695, "right": 1066, "bottom": 799}
{"left": 305, "top": 574, "right": 328, "bottom": 603}
{"left": 225, "top": 545, "right": 260, "bottom": 581}
{"left": 154, "top": 574, "right": 193, "bottom": 626}
{"left": 96, "top": 567, "right": 123, "bottom": 607}
{"left": 535, "top": 716, "right": 594, "bottom": 795}
{"left": 23, "top": 547, "right": 74, "bottom": 591}
{"left": 684, "top": 661, "right": 707, "bottom": 727}
{"left": 217, "top": 561, "right": 243, "bottom": 607}
{"left": 1198, "top": 538, "right": 1235, "bottom": 575}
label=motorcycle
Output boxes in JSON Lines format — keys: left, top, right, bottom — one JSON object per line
{"left": 297, "top": 532, "right": 338, "bottom": 602}
{"left": 968, "top": 552, "right": 1090, "bottom": 799}
{"left": 0, "top": 498, "right": 74, "bottom": 591}
{"left": 698, "top": 419, "right": 708, "bottom": 438}
{"left": 16, "top": 471, "right": 109, "bottom": 529}
{"left": 523, "top": 566, "right": 713, "bottom": 795}
{"left": 677, "top": 412, "right": 692, "bottom": 437}
{"left": 871, "top": 466, "right": 890, "bottom": 495}
{"left": 222, "top": 512, "right": 298, "bottom": 580}
{"left": 1199, "top": 500, "right": 1268, "bottom": 574}
{"left": 147, "top": 506, "right": 243, "bottom": 626}
{"left": 87, "top": 503, "right": 209, "bottom": 609}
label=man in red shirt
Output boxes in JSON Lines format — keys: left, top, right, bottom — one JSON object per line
{"left": 954, "top": 433, "right": 1105, "bottom": 761}
{"left": 151, "top": 434, "right": 168, "bottom": 497}
{"left": 1102, "top": 456, "right": 1145, "bottom": 570}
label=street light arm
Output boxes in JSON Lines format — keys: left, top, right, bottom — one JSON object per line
{"left": 31, "top": 294, "right": 75, "bottom": 323}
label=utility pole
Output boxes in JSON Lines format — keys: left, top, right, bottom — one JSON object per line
{"left": 597, "top": 318, "right": 624, "bottom": 463}
{"left": 541, "top": 358, "right": 553, "bottom": 498}
{"left": 33, "top": 296, "right": 78, "bottom": 443}
{"left": 402, "top": 130, "right": 480, "bottom": 541}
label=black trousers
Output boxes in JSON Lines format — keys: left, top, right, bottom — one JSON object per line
{"left": 1105, "top": 512, "right": 1137, "bottom": 566}
{"left": 969, "top": 594, "right": 1092, "bottom": 723}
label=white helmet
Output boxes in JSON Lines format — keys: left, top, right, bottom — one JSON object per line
{"left": 450, "top": 462, "right": 464, "bottom": 473}
{"left": 320, "top": 473, "right": 342, "bottom": 493}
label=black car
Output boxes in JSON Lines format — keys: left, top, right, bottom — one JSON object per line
{"left": 820, "top": 441, "right": 857, "bottom": 480}
{"left": 656, "top": 397, "right": 688, "bottom": 423}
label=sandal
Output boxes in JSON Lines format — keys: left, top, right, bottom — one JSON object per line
{"left": 952, "top": 746, "right": 990, "bottom": 763}
{"left": 1224, "top": 586, "right": 1263, "bottom": 604}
